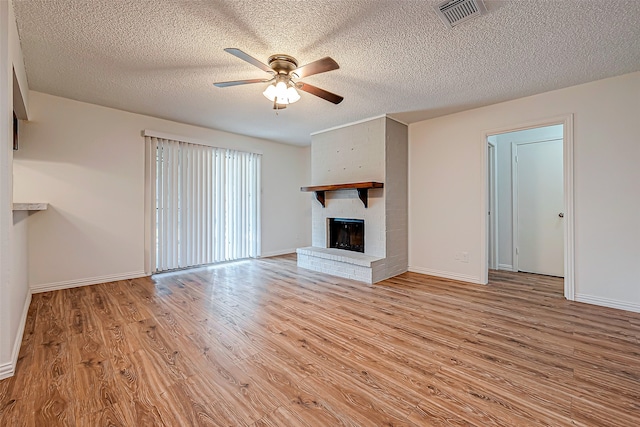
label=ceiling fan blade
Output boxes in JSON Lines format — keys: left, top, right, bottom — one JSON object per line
{"left": 293, "top": 57, "right": 339, "bottom": 79}
{"left": 224, "top": 48, "right": 273, "bottom": 74}
{"left": 297, "top": 83, "right": 344, "bottom": 104}
{"left": 213, "top": 78, "right": 272, "bottom": 88}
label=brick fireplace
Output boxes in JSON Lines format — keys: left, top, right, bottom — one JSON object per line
{"left": 296, "top": 116, "right": 408, "bottom": 283}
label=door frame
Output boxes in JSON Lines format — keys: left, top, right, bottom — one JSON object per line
{"left": 511, "top": 137, "right": 563, "bottom": 274}
{"left": 487, "top": 140, "right": 498, "bottom": 270}
{"left": 480, "top": 114, "right": 575, "bottom": 300}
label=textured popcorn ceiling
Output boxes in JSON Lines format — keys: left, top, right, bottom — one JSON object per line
{"left": 13, "top": 0, "right": 640, "bottom": 145}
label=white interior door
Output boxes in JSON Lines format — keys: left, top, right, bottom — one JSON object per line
{"left": 514, "top": 139, "right": 564, "bottom": 277}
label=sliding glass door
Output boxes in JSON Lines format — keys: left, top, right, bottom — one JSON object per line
{"left": 147, "top": 136, "right": 261, "bottom": 272}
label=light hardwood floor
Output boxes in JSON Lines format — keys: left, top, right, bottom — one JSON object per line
{"left": 1, "top": 254, "right": 639, "bottom": 426}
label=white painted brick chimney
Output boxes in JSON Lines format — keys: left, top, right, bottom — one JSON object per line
{"left": 297, "top": 116, "right": 408, "bottom": 283}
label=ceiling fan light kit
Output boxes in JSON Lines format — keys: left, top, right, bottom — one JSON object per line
{"left": 214, "top": 48, "right": 343, "bottom": 109}
{"left": 262, "top": 75, "right": 301, "bottom": 105}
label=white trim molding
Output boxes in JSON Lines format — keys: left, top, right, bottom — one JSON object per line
{"left": 311, "top": 114, "right": 407, "bottom": 136}
{"left": 31, "top": 271, "right": 147, "bottom": 294}
{"left": 408, "top": 266, "right": 483, "bottom": 285}
{"left": 562, "top": 115, "right": 575, "bottom": 301}
{"left": 497, "top": 264, "right": 515, "bottom": 272}
{"left": 385, "top": 115, "right": 409, "bottom": 126}
{"left": 0, "top": 291, "right": 31, "bottom": 380}
{"left": 487, "top": 140, "right": 498, "bottom": 271}
{"left": 0, "top": 362, "right": 13, "bottom": 380}
{"left": 575, "top": 294, "right": 640, "bottom": 314}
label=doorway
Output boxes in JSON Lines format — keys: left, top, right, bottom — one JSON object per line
{"left": 482, "top": 115, "right": 574, "bottom": 300}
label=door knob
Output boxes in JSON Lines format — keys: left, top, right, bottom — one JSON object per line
{"left": 558, "top": 213, "right": 564, "bottom": 218}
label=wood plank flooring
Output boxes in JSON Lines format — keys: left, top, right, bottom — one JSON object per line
{"left": 1, "top": 255, "right": 639, "bottom": 426}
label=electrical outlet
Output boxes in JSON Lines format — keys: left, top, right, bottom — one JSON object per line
{"left": 454, "top": 252, "right": 469, "bottom": 262}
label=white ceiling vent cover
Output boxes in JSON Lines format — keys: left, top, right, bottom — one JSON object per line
{"left": 435, "top": 0, "right": 486, "bottom": 28}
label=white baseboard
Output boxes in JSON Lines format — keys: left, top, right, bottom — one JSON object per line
{"left": 498, "top": 264, "right": 515, "bottom": 272}
{"left": 31, "top": 271, "right": 147, "bottom": 294}
{"left": 260, "top": 249, "right": 296, "bottom": 258}
{"left": 0, "top": 291, "right": 32, "bottom": 380}
{"left": 575, "top": 293, "right": 640, "bottom": 314}
{"left": 408, "top": 266, "right": 483, "bottom": 285}
{"left": 0, "top": 363, "right": 12, "bottom": 380}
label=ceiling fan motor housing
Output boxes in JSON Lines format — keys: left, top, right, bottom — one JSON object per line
{"left": 268, "top": 54, "right": 299, "bottom": 75}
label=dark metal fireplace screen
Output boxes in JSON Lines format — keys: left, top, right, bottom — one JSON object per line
{"left": 328, "top": 218, "right": 364, "bottom": 253}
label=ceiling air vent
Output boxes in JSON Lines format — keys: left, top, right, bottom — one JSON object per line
{"left": 435, "top": 0, "right": 485, "bottom": 28}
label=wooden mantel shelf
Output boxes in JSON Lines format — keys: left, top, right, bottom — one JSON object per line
{"left": 300, "top": 182, "right": 383, "bottom": 208}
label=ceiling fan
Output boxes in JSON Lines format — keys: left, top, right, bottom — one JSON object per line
{"left": 213, "top": 48, "right": 344, "bottom": 110}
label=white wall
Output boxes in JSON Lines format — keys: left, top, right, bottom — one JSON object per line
{"left": 409, "top": 71, "right": 640, "bottom": 311}
{"left": 1, "top": 0, "right": 31, "bottom": 379}
{"left": 494, "top": 125, "right": 563, "bottom": 270}
{"left": 13, "top": 92, "right": 311, "bottom": 291}
{"left": 0, "top": 0, "right": 14, "bottom": 376}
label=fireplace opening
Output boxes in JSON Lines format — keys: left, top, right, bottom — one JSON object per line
{"left": 328, "top": 218, "right": 364, "bottom": 253}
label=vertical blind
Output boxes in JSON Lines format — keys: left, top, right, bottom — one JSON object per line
{"left": 147, "top": 136, "right": 261, "bottom": 272}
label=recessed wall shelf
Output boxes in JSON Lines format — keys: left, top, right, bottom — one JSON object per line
{"left": 300, "top": 182, "right": 383, "bottom": 208}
